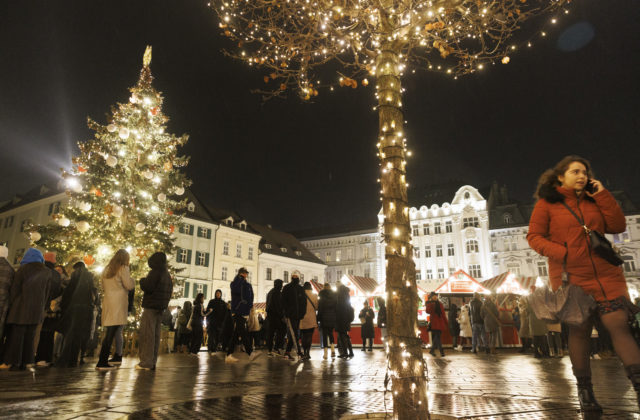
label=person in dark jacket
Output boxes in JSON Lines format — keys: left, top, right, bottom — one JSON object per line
{"left": 317, "top": 283, "right": 337, "bottom": 359}
{"left": 34, "top": 254, "right": 63, "bottom": 367}
{"left": 189, "top": 293, "right": 205, "bottom": 355}
{"left": 359, "top": 301, "right": 375, "bottom": 352}
{"left": 448, "top": 301, "right": 460, "bottom": 351}
{"left": 335, "top": 282, "right": 355, "bottom": 358}
{"left": 176, "top": 301, "right": 192, "bottom": 353}
{"left": 226, "top": 267, "right": 260, "bottom": 363}
{"left": 3, "top": 248, "right": 53, "bottom": 370}
{"left": 481, "top": 296, "right": 501, "bottom": 355}
{"left": 205, "top": 289, "right": 227, "bottom": 354}
{"left": 137, "top": 252, "right": 173, "bottom": 370}
{"left": 376, "top": 296, "right": 387, "bottom": 351}
{"left": 469, "top": 293, "right": 486, "bottom": 354}
{"left": 265, "top": 279, "right": 285, "bottom": 356}
{"left": 0, "top": 245, "right": 16, "bottom": 365}
{"left": 426, "top": 292, "right": 448, "bottom": 357}
{"left": 281, "top": 272, "right": 306, "bottom": 360}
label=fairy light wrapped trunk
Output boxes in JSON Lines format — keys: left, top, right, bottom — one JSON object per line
{"left": 208, "top": 1, "right": 572, "bottom": 418}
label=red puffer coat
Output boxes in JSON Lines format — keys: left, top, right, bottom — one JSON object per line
{"left": 426, "top": 301, "right": 448, "bottom": 331}
{"left": 527, "top": 186, "right": 627, "bottom": 302}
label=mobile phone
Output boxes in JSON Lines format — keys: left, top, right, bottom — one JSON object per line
{"left": 584, "top": 179, "right": 596, "bottom": 194}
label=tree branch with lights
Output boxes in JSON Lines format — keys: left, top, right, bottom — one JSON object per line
{"left": 29, "top": 46, "right": 191, "bottom": 316}
{"left": 208, "top": 0, "right": 570, "bottom": 418}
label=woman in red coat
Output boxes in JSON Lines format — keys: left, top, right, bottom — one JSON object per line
{"left": 527, "top": 155, "right": 640, "bottom": 413}
{"left": 426, "top": 292, "right": 448, "bottom": 357}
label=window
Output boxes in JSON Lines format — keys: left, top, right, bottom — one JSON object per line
{"left": 416, "top": 271, "right": 422, "bottom": 280}
{"left": 179, "top": 223, "right": 194, "bottom": 235}
{"left": 503, "top": 213, "right": 513, "bottom": 225}
{"left": 336, "top": 250, "right": 342, "bottom": 262}
{"left": 195, "top": 251, "right": 210, "bottom": 267}
{"left": 280, "top": 247, "right": 287, "bottom": 253}
{"left": 507, "top": 263, "right": 521, "bottom": 275}
{"left": 20, "top": 218, "right": 31, "bottom": 232}
{"left": 197, "top": 227, "right": 212, "bottom": 239}
{"left": 423, "top": 224, "right": 430, "bottom": 235}
{"left": 469, "top": 264, "right": 482, "bottom": 278}
{"left": 363, "top": 247, "right": 370, "bottom": 259}
{"left": 613, "top": 232, "right": 631, "bottom": 243}
{"left": 463, "top": 217, "right": 479, "bottom": 228}
{"left": 313, "top": 276, "right": 319, "bottom": 282}
{"left": 197, "top": 283, "right": 204, "bottom": 294}
{"left": 436, "top": 245, "right": 443, "bottom": 257}
{"left": 426, "top": 269, "right": 433, "bottom": 280}
{"left": 624, "top": 256, "right": 636, "bottom": 273}
{"left": 325, "top": 251, "right": 332, "bottom": 262}
{"left": 447, "top": 243, "right": 455, "bottom": 256}
{"left": 183, "top": 282, "right": 190, "bottom": 298}
{"left": 337, "top": 270, "right": 342, "bottom": 279}
{"left": 364, "top": 267, "right": 371, "bottom": 278}
{"left": 283, "top": 271, "right": 289, "bottom": 282}
{"left": 188, "top": 202, "right": 196, "bottom": 212}
{"left": 248, "top": 247, "right": 254, "bottom": 260}
{"left": 265, "top": 243, "right": 272, "bottom": 249}
{"left": 266, "top": 267, "right": 272, "bottom": 281}
{"left": 466, "top": 239, "right": 479, "bottom": 253}
{"left": 537, "top": 261, "right": 548, "bottom": 276}
{"left": 445, "top": 221, "right": 452, "bottom": 233}
{"left": 464, "top": 191, "right": 470, "bottom": 199}
{"left": 236, "top": 243, "right": 242, "bottom": 258}
{"left": 412, "top": 225, "right": 419, "bottom": 236}
{"left": 449, "top": 267, "right": 456, "bottom": 276}
{"left": 295, "top": 250, "right": 302, "bottom": 256}
{"left": 4, "top": 216, "right": 14, "bottom": 228}
{"left": 437, "top": 268, "right": 445, "bottom": 278}
{"left": 176, "top": 248, "right": 192, "bottom": 264}
{"left": 248, "top": 271, "right": 252, "bottom": 282}
{"left": 223, "top": 241, "right": 229, "bottom": 255}
{"left": 48, "top": 201, "right": 60, "bottom": 215}
{"left": 413, "top": 247, "right": 420, "bottom": 258}
{"left": 347, "top": 269, "right": 354, "bottom": 275}
{"left": 511, "top": 239, "right": 518, "bottom": 251}
{"left": 434, "top": 222, "right": 441, "bottom": 234}
{"left": 222, "top": 266, "right": 228, "bottom": 281}
{"left": 424, "top": 246, "right": 431, "bottom": 258}
{"left": 346, "top": 248, "right": 353, "bottom": 261}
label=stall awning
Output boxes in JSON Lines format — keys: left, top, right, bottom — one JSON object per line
{"left": 341, "top": 274, "right": 380, "bottom": 296}
{"left": 481, "top": 272, "right": 540, "bottom": 295}
{"left": 434, "top": 269, "right": 490, "bottom": 294}
{"left": 310, "top": 279, "right": 324, "bottom": 293}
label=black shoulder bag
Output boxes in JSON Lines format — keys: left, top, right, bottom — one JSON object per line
{"left": 561, "top": 202, "right": 623, "bottom": 266}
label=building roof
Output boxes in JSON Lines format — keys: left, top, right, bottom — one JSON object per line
{"left": 410, "top": 180, "right": 490, "bottom": 208}
{"left": 0, "top": 181, "right": 66, "bottom": 214}
{"left": 181, "top": 189, "right": 217, "bottom": 224}
{"left": 249, "top": 222, "right": 325, "bottom": 265}
{"left": 292, "top": 219, "right": 378, "bottom": 240}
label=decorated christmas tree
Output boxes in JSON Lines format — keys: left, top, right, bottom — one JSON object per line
{"left": 31, "top": 46, "right": 191, "bottom": 284}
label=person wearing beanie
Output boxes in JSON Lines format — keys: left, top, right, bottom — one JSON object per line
{"left": 265, "top": 279, "right": 285, "bottom": 356}
{"left": 226, "top": 267, "right": 260, "bottom": 363}
{"left": 2, "top": 248, "right": 53, "bottom": 370}
{"left": 0, "top": 245, "right": 15, "bottom": 365}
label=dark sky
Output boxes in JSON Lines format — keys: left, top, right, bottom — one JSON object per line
{"left": 1, "top": 0, "right": 639, "bottom": 232}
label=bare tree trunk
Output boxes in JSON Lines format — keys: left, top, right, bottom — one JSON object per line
{"left": 376, "top": 48, "right": 429, "bottom": 420}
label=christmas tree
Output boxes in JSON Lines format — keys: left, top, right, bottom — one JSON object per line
{"left": 31, "top": 46, "right": 191, "bottom": 284}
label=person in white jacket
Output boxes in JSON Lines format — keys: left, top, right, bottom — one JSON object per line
{"left": 96, "top": 249, "right": 134, "bottom": 370}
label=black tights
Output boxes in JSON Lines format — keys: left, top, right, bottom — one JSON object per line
{"left": 569, "top": 309, "right": 640, "bottom": 376}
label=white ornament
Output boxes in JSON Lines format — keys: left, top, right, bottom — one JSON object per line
{"left": 119, "top": 127, "right": 130, "bottom": 139}
{"left": 106, "top": 156, "right": 118, "bottom": 167}
{"left": 175, "top": 187, "right": 185, "bottom": 196}
{"left": 135, "top": 222, "right": 146, "bottom": 232}
{"left": 143, "top": 170, "right": 154, "bottom": 180}
{"left": 76, "top": 221, "right": 91, "bottom": 233}
{"left": 58, "top": 217, "right": 70, "bottom": 227}
{"left": 157, "top": 193, "right": 166, "bottom": 202}
{"left": 78, "top": 201, "right": 92, "bottom": 212}
{"left": 112, "top": 205, "right": 124, "bottom": 217}
{"left": 107, "top": 124, "right": 117, "bottom": 133}
{"left": 71, "top": 183, "right": 83, "bottom": 193}
{"left": 30, "top": 231, "right": 41, "bottom": 242}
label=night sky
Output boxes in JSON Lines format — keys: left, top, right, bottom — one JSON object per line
{"left": 1, "top": 0, "right": 639, "bottom": 232}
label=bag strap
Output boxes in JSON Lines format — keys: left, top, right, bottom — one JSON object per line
{"left": 561, "top": 202, "right": 592, "bottom": 234}
{"left": 305, "top": 293, "right": 317, "bottom": 311}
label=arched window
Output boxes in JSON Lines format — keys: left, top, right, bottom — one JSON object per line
{"left": 503, "top": 212, "right": 513, "bottom": 224}
{"left": 464, "top": 191, "right": 470, "bottom": 200}
{"left": 466, "top": 239, "right": 479, "bottom": 253}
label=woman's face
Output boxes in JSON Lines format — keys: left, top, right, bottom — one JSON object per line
{"left": 558, "top": 161, "right": 588, "bottom": 191}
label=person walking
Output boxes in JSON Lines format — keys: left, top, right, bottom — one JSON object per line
{"left": 205, "top": 289, "right": 227, "bottom": 354}
{"left": 176, "top": 301, "right": 192, "bottom": 353}
{"left": 481, "top": 296, "right": 500, "bottom": 354}
{"left": 0, "top": 245, "right": 15, "bottom": 360}
{"left": 189, "top": 293, "right": 205, "bottom": 356}
{"left": 528, "top": 292, "right": 549, "bottom": 359}
{"left": 376, "top": 297, "right": 387, "bottom": 351}
{"left": 458, "top": 303, "right": 472, "bottom": 350}
{"left": 517, "top": 298, "right": 532, "bottom": 353}
{"left": 299, "top": 282, "right": 318, "bottom": 360}
{"left": 265, "top": 279, "right": 285, "bottom": 356}
{"left": 2, "top": 248, "right": 53, "bottom": 370}
{"left": 426, "top": 292, "right": 448, "bottom": 357}
{"left": 469, "top": 293, "right": 486, "bottom": 354}
{"left": 527, "top": 155, "right": 640, "bottom": 413}
{"left": 317, "top": 283, "right": 337, "bottom": 359}
{"left": 335, "top": 281, "right": 355, "bottom": 358}
{"left": 137, "top": 252, "right": 173, "bottom": 370}
{"left": 96, "top": 249, "right": 134, "bottom": 370}
{"left": 56, "top": 261, "right": 96, "bottom": 368}
{"left": 281, "top": 272, "right": 306, "bottom": 360}
{"left": 448, "top": 301, "right": 460, "bottom": 351}
{"left": 359, "top": 301, "right": 375, "bottom": 352}
{"left": 226, "top": 268, "right": 260, "bottom": 363}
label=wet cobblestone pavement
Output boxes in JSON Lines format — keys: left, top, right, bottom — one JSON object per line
{"left": 1, "top": 348, "right": 639, "bottom": 419}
